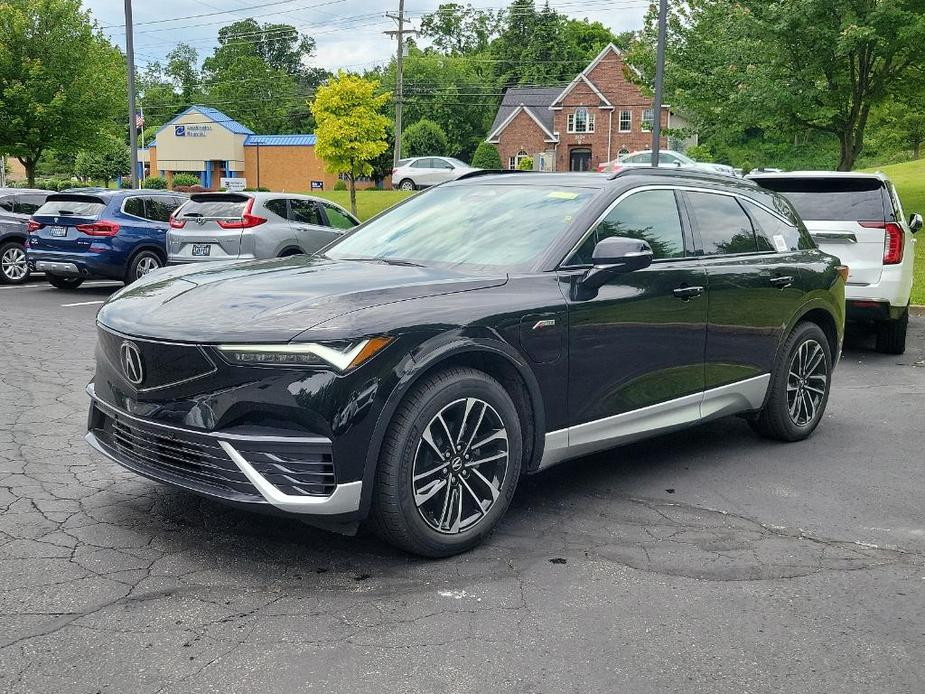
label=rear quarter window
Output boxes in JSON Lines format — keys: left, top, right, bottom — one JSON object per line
{"left": 754, "top": 177, "right": 886, "bottom": 221}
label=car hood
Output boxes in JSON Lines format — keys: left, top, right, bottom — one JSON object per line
{"left": 97, "top": 256, "right": 508, "bottom": 343}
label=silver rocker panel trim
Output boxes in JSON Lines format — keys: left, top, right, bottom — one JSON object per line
{"left": 539, "top": 374, "right": 771, "bottom": 470}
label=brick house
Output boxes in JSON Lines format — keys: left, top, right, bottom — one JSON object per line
{"left": 486, "top": 44, "right": 692, "bottom": 172}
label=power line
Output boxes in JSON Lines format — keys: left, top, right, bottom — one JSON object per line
{"left": 101, "top": 0, "right": 345, "bottom": 30}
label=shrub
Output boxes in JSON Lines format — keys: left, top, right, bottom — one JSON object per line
{"left": 333, "top": 179, "right": 347, "bottom": 191}
{"left": 401, "top": 119, "right": 449, "bottom": 158}
{"left": 516, "top": 156, "right": 534, "bottom": 171}
{"left": 171, "top": 173, "right": 200, "bottom": 189}
{"left": 142, "top": 176, "right": 167, "bottom": 189}
{"left": 471, "top": 141, "right": 502, "bottom": 169}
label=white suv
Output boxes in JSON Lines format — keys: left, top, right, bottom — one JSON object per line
{"left": 391, "top": 157, "right": 478, "bottom": 191}
{"left": 750, "top": 171, "right": 921, "bottom": 353}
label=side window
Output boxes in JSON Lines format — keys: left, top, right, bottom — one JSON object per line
{"left": 629, "top": 152, "right": 650, "bottom": 164}
{"left": 567, "top": 189, "right": 686, "bottom": 266}
{"left": 123, "top": 196, "right": 145, "bottom": 218}
{"left": 686, "top": 191, "right": 758, "bottom": 255}
{"left": 742, "top": 200, "right": 801, "bottom": 252}
{"left": 323, "top": 204, "right": 357, "bottom": 230}
{"left": 15, "top": 195, "right": 45, "bottom": 215}
{"left": 0, "top": 196, "right": 15, "bottom": 213}
{"left": 434, "top": 158, "right": 454, "bottom": 170}
{"left": 289, "top": 199, "right": 323, "bottom": 225}
{"left": 411, "top": 158, "right": 432, "bottom": 168}
{"left": 144, "top": 197, "right": 176, "bottom": 223}
{"left": 264, "top": 199, "right": 288, "bottom": 219}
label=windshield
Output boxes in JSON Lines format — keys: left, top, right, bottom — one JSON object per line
{"left": 445, "top": 158, "right": 469, "bottom": 168}
{"left": 327, "top": 183, "right": 595, "bottom": 269}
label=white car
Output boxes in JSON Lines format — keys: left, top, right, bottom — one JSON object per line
{"left": 750, "top": 171, "right": 921, "bottom": 353}
{"left": 391, "top": 156, "right": 479, "bottom": 191}
{"left": 598, "top": 149, "right": 737, "bottom": 177}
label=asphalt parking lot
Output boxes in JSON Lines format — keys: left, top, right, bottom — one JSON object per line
{"left": 1, "top": 277, "right": 923, "bottom": 694}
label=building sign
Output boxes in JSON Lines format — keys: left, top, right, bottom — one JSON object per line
{"left": 175, "top": 124, "right": 213, "bottom": 138}
{"left": 310, "top": 180, "right": 324, "bottom": 190}
{"left": 221, "top": 177, "right": 246, "bottom": 192}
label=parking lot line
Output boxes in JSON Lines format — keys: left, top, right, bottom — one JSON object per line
{"left": 0, "top": 280, "right": 121, "bottom": 291}
{"left": 61, "top": 300, "right": 107, "bottom": 307}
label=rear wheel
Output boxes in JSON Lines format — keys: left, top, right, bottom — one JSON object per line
{"left": 46, "top": 275, "right": 84, "bottom": 290}
{"left": 749, "top": 322, "right": 832, "bottom": 442}
{"left": 0, "top": 241, "right": 29, "bottom": 284}
{"left": 368, "top": 367, "right": 522, "bottom": 557}
{"left": 398, "top": 179, "right": 416, "bottom": 191}
{"left": 125, "top": 250, "right": 163, "bottom": 284}
{"left": 875, "top": 308, "right": 908, "bottom": 355}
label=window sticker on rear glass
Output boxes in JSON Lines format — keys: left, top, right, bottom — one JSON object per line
{"left": 547, "top": 191, "right": 578, "bottom": 200}
{"left": 773, "top": 234, "right": 788, "bottom": 252}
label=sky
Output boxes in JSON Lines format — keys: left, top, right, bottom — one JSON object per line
{"left": 86, "top": 0, "right": 650, "bottom": 73}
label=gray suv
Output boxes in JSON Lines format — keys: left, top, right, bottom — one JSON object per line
{"left": 167, "top": 192, "right": 359, "bottom": 264}
{"left": 0, "top": 188, "right": 53, "bottom": 284}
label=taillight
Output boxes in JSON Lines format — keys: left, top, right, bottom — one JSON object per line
{"left": 216, "top": 198, "right": 266, "bottom": 229}
{"left": 27, "top": 220, "right": 43, "bottom": 232}
{"left": 169, "top": 216, "right": 186, "bottom": 229}
{"left": 76, "top": 220, "right": 120, "bottom": 237}
{"left": 859, "top": 221, "right": 904, "bottom": 264}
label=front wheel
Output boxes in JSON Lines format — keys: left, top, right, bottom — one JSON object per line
{"left": 398, "top": 179, "right": 416, "bottom": 191}
{"left": 46, "top": 275, "right": 84, "bottom": 290}
{"left": 749, "top": 322, "right": 832, "bottom": 442}
{"left": 368, "top": 367, "right": 523, "bottom": 557}
{"left": 875, "top": 308, "right": 908, "bottom": 355}
{"left": 126, "top": 250, "right": 163, "bottom": 284}
{"left": 0, "top": 241, "right": 29, "bottom": 284}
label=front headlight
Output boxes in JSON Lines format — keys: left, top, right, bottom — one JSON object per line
{"left": 217, "top": 337, "right": 392, "bottom": 371}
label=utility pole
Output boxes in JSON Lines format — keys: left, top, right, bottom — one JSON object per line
{"left": 650, "top": 0, "right": 668, "bottom": 167}
{"left": 385, "top": 1, "right": 418, "bottom": 168}
{"left": 124, "top": 0, "right": 139, "bottom": 189}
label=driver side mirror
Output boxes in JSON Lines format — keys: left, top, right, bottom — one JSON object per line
{"left": 578, "top": 236, "right": 653, "bottom": 294}
{"left": 909, "top": 213, "right": 922, "bottom": 233}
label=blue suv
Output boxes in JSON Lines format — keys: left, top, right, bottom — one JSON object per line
{"left": 27, "top": 190, "right": 186, "bottom": 289}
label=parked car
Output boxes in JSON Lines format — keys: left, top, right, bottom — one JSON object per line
{"left": 599, "top": 149, "right": 737, "bottom": 177}
{"left": 749, "top": 171, "right": 919, "bottom": 354}
{"left": 85, "top": 168, "right": 845, "bottom": 557}
{"left": 391, "top": 156, "right": 478, "bottom": 191}
{"left": 167, "top": 192, "right": 358, "bottom": 264}
{"left": 0, "top": 188, "right": 53, "bottom": 284}
{"left": 27, "top": 189, "right": 186, "bottom": 289}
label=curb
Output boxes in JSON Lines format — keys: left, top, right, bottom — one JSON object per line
{"left": 911, "top": 305, "right": 925, "bottom": 316}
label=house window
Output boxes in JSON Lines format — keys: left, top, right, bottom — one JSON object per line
{"left": 509, "top": 149, "right": 529, "bottom": 170}
{"left": 641, "top": 109, "right": 654, "bottom": 131}
{"left": 567, "top": 107, "right": 595, "bottom": 133}
{"left": 619, "top": 110, "right": 632, "bottom": 132}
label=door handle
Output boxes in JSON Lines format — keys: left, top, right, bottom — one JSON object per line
{"left": 673, "top": 285, "right": 704, "bottom": 300}
{"left": 769, "top": 275, "right": 794, "bottom": 288}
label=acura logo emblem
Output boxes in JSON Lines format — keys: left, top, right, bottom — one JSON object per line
{"left": 120, "top": 341, "right": 144, "bottom": 385}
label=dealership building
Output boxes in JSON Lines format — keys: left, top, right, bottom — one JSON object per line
{"left": 143, "top": 105, "right": 364, "bottom": 192}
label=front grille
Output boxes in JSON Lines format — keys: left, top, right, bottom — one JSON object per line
{"left": 90, "top": 404, "right": 336, "bottom": 501}
{"left": 98, "top": 326, "right": 216, "bottom": 392}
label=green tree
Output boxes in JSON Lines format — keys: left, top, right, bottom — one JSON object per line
{"left": 165, "top": 43, "right": 200, "bottom": 103}
{"left": 311, "top": 72, "right": 391, "bottom": 215}
{"left": 402, "top": 119, "right": 449, "bottom": 157}
{"left": 0, "top": 0, "right": 124, "bottom": 185}
{"left": 633, "top": 0, "right": 925, "bottom": 170}
{"left": 470, "top": 141, "right": 502, "bottom": 169}
{"left": 516, "top": 155, "right": 533, "bottom": 170}
{"left": 73, "top": 135, "right": 129, "bottom": 186}
{"left": 420, "top": 3, "right": 497, "bottom": 54}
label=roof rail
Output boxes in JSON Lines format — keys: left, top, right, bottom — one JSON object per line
{"left": 454, "top": 169, "right": 528, "bottom": 181}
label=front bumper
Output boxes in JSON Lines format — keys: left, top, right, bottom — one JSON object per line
{"left": 86, "top": 384, "right": 362, "bottom": 516}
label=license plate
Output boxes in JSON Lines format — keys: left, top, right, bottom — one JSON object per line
{"left": 191, "top": 244, "right": 211, "bottom": 257}
{"left": 49, "top": 225, "right": 67, "bottom": 237}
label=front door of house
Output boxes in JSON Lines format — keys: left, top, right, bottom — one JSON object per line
{"left": 570, "top": 148, "right": 592, "bottom": 172}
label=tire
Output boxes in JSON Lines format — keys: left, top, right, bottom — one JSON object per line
{"left": 125, "top": 249, "right": 163, "bottom": 284}
{"left": 368, "top": 367, "right": 523, "bottom": 557}
{"left": 46, "top": 275, "right": 84, "bottom": 290}
{"left": 398, "top": 179, "right": 416, "bottom": 191}
{"left": 749, "top": 322, "right": 832, "bottom": 442}
{"left": 875, "top": 308, "right": 908, "bottom": 355}
{"left": 0, "top": 240, "right": 29, "bottom": 284}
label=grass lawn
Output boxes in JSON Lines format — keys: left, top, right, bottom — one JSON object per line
{"left": 313, "top": 190, "right": 414, "bottom": 221}
{"left": 861, "top": 159, "right": 925, "bottom": 305}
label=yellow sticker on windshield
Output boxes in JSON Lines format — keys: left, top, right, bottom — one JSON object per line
{"left": 547, "top": 191, "right": 578, "bottom": 200}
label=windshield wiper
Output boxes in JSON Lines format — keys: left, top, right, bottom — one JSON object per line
{"left": 339, "top": 256, "right": 423, "bottom": 267}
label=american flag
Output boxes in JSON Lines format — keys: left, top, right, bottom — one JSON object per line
{"left": 135, "top": 110, "right": 144, "bottom": 129}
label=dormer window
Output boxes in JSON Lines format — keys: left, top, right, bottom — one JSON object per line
{"left": 567, "top": 107, "right": 595, "bottom": 134}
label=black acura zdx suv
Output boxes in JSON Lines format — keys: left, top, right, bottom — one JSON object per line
{"left": 86, "top": 169, "right": 846, "bottom": 556}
